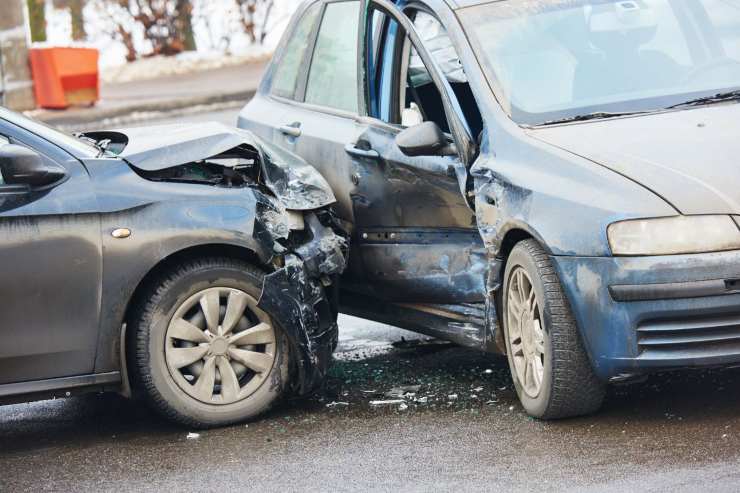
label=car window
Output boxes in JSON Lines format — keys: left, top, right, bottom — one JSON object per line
{"left": 367, "top": 8, "right": 483, "bottom": 137}
{"left": 403, "top": 44, "right": 450, "bottom": 131}
{"left": 408, "top": 12, "right": 467, "bottom": 88}
{"left": 305, "top": 1, "right": 361, "bottom": 113}
{"left": 271, "top": 2, "right": 322, "bottom": 99}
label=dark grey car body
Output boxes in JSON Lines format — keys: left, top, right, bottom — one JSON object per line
{"left": 0, "top": 108, "right": 346, "bottom": 403}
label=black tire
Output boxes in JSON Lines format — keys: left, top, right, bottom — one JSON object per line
{"left": 128, "top": 257, "right": 290, "bottom": 428}
{"left": 502, "top": 239, "right": 605, "bottom": 419}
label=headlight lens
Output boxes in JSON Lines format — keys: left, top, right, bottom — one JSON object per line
{"left": 608, "top": 215, "right": 740, "bottom": 256}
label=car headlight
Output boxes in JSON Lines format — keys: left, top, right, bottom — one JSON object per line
{"left": 608, "top": 215, "right": 740, "bottom": 256}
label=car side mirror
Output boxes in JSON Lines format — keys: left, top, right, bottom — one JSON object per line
{"left": 396, "top": 121, "right": 457, "bottom": 157}
{"left": 0, "top": 144, "right": 66, "bottom": 189}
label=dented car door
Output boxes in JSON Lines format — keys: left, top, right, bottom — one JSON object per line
{"left": 349, "top": 0, "right": 485, "bottom": 303}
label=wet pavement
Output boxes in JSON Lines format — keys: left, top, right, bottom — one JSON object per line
{"left": 2, "top": 319, "right": 740, "bottom": 492}
{"left": 3, "top": 109, "right": 739, "bottom": 492}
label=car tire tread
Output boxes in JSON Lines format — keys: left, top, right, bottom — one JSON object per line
{"left": 509, "top": 239, "right": 605, "bottom": 419}
{"left": 128, "top": 257, "right": 287, "bottom": 429}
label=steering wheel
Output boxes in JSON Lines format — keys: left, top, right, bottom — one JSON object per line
{"left": 681, "top": 57, "right": 740, "bottom": 85}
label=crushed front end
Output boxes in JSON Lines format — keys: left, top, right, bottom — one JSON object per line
{"left": 256, "top": 208, "right": 348, "bottom": 394}
{"left": 81, "top": 122, "right": 350, "bottom": 395}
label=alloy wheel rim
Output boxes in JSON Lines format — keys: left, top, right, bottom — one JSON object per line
{"left": 165, "top": 287, "right": 276, "bottom": 405}
{"left": 507, "top": 267, "right": 546, "bottom": 398}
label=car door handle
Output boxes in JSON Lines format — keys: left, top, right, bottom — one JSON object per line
{"left": 279, "top": 124, "right": 302, "bottom": 138}
{"left": 344, "top": 143, "right": 379, "bottom": 159}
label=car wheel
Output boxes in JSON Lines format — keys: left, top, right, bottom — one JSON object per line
{"left": 129, "top": 257, "right": 290, "bottom": 428}
{"left": 502, "top": 239, "right": 605, "bottom": 419}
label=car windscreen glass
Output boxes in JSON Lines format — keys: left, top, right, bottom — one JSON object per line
{"left": 0, "top": 108, "right": 99, "bottom": 158}
{"left": 458, "top": 0, "right": 740, "bottom": 126}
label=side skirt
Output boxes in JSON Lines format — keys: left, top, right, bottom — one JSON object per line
{"left": 0, "top": 372, "right": 121, "bottom": 405}
{"left": 340, "top": 293, "right": 500, "bottom": 353}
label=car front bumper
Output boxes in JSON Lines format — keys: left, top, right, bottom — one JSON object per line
{"left": 552, "top": 250, "right": 740, "bottom": 381}
{"left": 257, "top": 212, "right": 347, "bottom": 394}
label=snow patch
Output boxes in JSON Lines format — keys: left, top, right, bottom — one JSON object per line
{"left": 44, "top": 0, "right": 301, "bottom": 77}
{"left": 98, "top": 51, "right": 271, "bottom": 84}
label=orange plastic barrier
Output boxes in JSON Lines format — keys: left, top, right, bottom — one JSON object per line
{"left": 29, "top": 47, "right": 99, "bottom": 109}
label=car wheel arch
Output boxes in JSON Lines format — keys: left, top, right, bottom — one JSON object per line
{"left": 493, "top": 221, "right": 553, "bottom": 270}
{"left": 118, "top": 243, "right": 268, "bottom": 397}
{"left": 489, "top": 226, "right": 555, "bottom": 352}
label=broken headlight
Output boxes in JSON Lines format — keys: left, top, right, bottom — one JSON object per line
{"left": 608, "top": 215, "right": 740, "bottom": 256}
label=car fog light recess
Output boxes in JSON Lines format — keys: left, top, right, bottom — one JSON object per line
{"left": 608, "top": 215, "right": 740, "bottom": 256}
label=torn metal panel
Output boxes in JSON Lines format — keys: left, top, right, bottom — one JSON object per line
{"left": 257, "top": 212, "right": 348, "bottom": 394}
{"left": 77, "top": 124, "right": 351, "bottom": 393}
{"left": 81, "top": 122, "right": 336, "bottom": 211}
{"left": 360, "top": 239, "right": 487, "bottom": 303}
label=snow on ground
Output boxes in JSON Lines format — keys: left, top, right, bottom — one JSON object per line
{"left": 335, "top": 315, "right": 427, "bottom": 360}
{"left": 96, "top": 51, "right": 271, "bottom": 84}
{"left": 44, "top": 0, "right": 301, "bottom": 82}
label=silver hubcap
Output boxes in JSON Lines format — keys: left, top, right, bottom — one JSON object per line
{"left": 507, "top": 267, "right": 546, "bottom": 398}
{"left": 165, "top": 287, "right": 276, "bottom": 405}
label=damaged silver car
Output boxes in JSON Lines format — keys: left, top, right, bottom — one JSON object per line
{"left": 0, "top": 108, "right": 347, "bottom": 427}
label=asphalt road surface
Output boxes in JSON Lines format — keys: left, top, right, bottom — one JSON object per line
{"left": 3, "top": 107, "right": 740, "bottom": 492}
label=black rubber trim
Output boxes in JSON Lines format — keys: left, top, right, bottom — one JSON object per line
{"left": 0, "top": 371, "right": 120, "bottom": 398}
{"left": 609, "top": 279, "right": 740, "bottom": 302}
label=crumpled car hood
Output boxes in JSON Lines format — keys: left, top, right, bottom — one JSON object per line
{"left": 112, "top": 122, "right": 336, "bottom": 210}
{"left": 529, "top": 103, "right": 740, "bottom": 215}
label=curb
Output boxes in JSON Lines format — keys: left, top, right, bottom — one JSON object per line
{"left": 33, "top": 89, "right": 256, "bottom": 127}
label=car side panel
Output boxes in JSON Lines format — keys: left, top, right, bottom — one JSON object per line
{"left": 82, "top": 158, "right": 275, "bottom": 374}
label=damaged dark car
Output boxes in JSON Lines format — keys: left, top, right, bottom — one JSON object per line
{"left": 0, "top": 107, "right": 347, "bottom": 427}
{"left": 239, "top": 0, "right": 740, "bottom": 419}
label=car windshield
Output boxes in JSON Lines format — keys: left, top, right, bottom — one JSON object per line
{"left": 458, "top": 0, "right": 740, "bottom": 125}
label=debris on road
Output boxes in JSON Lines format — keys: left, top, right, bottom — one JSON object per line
{"left": 369, "top": 399, "right": 406, "bottom": 407}
{"left": 186, "top": 432, "right": 200, "bottom": 440}
{"left": 326, "top": 402, "right": 349, "bottom": 409}
{"left": 385, "top": 385, "right": 422, "bottom": 399}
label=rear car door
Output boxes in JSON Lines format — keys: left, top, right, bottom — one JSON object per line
{"left": 0, "top": 117, "right": 102, "bottom": 385}
{"left": 350, "top": 1, "right": 486, "bottom": 303}
{"left": 238, "top": 0, "right": 323, "bottom": 145}
{"left": 240, "top": 0, "right": 368, "bottom": 281}
{"left": 240, "top": 0, "right": 363, "bottom": 229}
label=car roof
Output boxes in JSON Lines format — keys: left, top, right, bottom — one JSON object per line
{"left": 305, "top": 0, "right": 481, "bottom": 12}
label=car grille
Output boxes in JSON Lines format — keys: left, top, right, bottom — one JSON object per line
{"left": 637, "top": 313, "right": 740, "bottom": 357}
